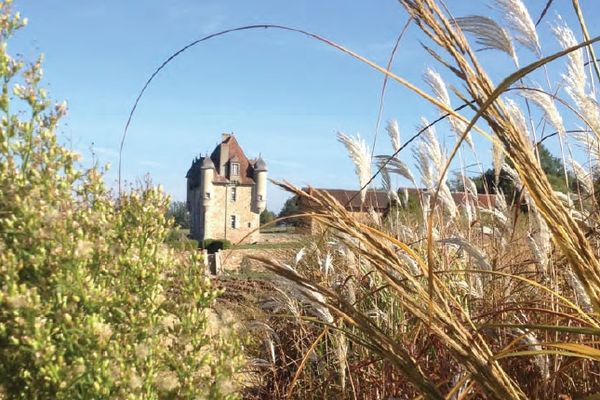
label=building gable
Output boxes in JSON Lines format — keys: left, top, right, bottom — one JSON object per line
{"left": 209, "top": 133, "right": 256, "bottom": 185}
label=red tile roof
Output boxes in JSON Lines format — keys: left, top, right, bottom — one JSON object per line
{"left": 298, "top": 187, "right": 497, "bottom": 212}
{"left": 450, "top": 192, "right": 496, "bottom": 208}
{"left": 302, "top": 188, "right": 391, "bottom": 212}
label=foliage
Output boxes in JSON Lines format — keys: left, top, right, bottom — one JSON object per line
{"left": 259, "top": 209, "right": 276, "bottom": 226}
{"left": 166, "top": 200, "right": 190, "bottom": 229}
{"left": 473, "top": 144, "right": 575, "bottom": 198}
{"left": 202, "top": 239, "right": 232, "bottom": 253}
{"left": 0, "top": 3, "right": 242, "bottom": 398}
{"left": 165, "top": 228, "right": 198, "bottom": 251}
{"left": 277, "top": 195, "right": 303, "bottom": 226}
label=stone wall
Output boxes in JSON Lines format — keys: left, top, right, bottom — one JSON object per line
{"left": 203, "top": 183, "right": 260, "bottom": 244}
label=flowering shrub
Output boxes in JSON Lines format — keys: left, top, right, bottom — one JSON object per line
{"left": 0, "top": 2, "right": 242, "bottom": 398}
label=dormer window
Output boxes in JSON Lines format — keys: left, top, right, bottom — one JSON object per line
{"left": 230, "top": 162, "right": 240, "bottom": 177}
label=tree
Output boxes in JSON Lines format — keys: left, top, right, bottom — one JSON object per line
{"left": 278, "top": 195, "right": 303, "bottom": 226}
{"left": 473, "top": 144, "right": 573, "bottom": 199}
{"left": 166, "top": 200, "right": 190, "bottom": 229}
{"left": 260, "top": 209, "right": 276, "bottom": 225}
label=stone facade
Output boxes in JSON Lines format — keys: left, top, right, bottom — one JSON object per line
{"left": 186, "top": 133, "right": 267, "bottom": 244}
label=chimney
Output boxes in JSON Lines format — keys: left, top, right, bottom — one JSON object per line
{"left": 219, "top": 135, "right": 230, "bottom": 175}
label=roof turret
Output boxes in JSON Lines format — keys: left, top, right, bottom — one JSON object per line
{"left": 254, "top": 157, "right": 267, "bottom": 172}
{"left": 201, "top": 156, "right": 215, "bottom": 170}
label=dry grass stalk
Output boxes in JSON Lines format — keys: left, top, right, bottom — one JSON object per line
{"left": 400, "top": 0, "right": 600, "bottom": 314}
{"left": 259, "top": 182, "right": 529, "bottom": 399}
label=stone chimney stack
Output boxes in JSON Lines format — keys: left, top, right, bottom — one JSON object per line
{"left": 219, "top": 133, "right": 231, "bottom": 175}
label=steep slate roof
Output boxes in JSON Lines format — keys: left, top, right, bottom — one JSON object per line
{"left": 187, "top": 133, "right": 265, "bottom": 188}
{"left": 209, "top": 134, "right": 256, "bottom": 185}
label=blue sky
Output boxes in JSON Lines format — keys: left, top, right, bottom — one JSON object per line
{"left": 10, "top": 0, "right": 600, "bottom": 212}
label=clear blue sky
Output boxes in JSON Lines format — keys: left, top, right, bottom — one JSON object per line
{"left": 10, "top": 1, "right": 600, "bottom": 212}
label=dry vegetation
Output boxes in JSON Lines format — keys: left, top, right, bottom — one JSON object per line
{"left": 224, "top": 0, "right": 600, "bottom": 399}
{"left": 5, "top": 0, "right": 600, "bottom": 398}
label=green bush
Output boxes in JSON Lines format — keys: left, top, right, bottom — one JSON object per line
{"left": 0, "top": 3, "right": 242, "bottom": 398}
{"left": 202, "top": 239, "right": 232, "bottom": 253}
{"left": 165, "top": 228, "right": 198, "bottom": 251}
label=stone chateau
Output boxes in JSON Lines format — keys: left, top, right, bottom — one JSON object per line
{"left": 186, "top": 133, "right": 267, "bottom": 244}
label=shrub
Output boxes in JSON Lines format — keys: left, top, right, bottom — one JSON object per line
{"left": 165, "top": 227, "right": 198, "bottom": 251}
{"left": 202, "top": 239, "right": 232, "bottom": 253}
{"left": 0, "top": 3, "right": 242, "bottom": 398}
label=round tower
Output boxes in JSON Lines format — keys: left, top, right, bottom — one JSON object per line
{"left": 254, "top": 157, "right": 268, "bottom": 213}
{"left": 200, "top": 156, "right": 215, "bottom": 208}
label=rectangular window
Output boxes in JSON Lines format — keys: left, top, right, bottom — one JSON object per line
{"left": 230, "top": 215, "right": 237, "bottom": 229}
{"left": 230, "top": 187, "right": 237, "bottom": 202}
{"left": 231, "top": 163, "right": 240, "bottom": 176}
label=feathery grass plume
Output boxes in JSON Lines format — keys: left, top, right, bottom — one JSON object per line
{"left": 386, "top": 119, "right": 401, "bottom": 152}
{"left": 423, "top": 67, "right": 474, "bottom": 148}
{"left": 553, "top": 16, "right": 586, "bottom": 97}
{"left": 501, "top": 162, "right": 523, "bottom": 192}
{"left": 528, "top": 207, "right": 552, "bottom": 272}
{"left": 572, "top": 130, "right": 600, "bottom": 168}
{"left": 565, "top": 268, "right": 593, "bottom": 312}
{"left": 504, "top": 98, "right": 530, "bottom": 137}
{"left": 337, "top": 132, "right": 372, "bottom": 204}
{"left": 320, "top": 251, "right": 333, "bottom": 277}
{"left": 368, "top": 206, "right": 381, "bottom": 225}
{"left": 492, "top": 137, "right": 506, "bottom": 183}
{"left": 380, "top": 165, "right": 400, "bottom": 204}
{"left": 277, "top": 263, "right": 334, "bottom": 324}
{"left": 494, "top": 188, "right": 508, "bottom": 215}
{"left": 439, "top": 237, "right": 492, "bottom": 272}
{"left": 400, "top": 187, "right": 409, "bottom": 205}
{"left": 248, "top": 321, "right": 278, "bottom": 365}
{"left": 513, "top": 328, "right": 550, "bottom": 380}
{"left": 396, "top": 249, "right": 421, "bottom": 276}
{"left": 553, "top": 190, "right": 573, "bottom": 207}
{"left": 266, "top": 287, "right": 302, "bottom": 318}
{"left": 437, "top": 184, "right": 458, "bottom": 221}
{"left": 553, "top": 17, "right": 600, "bottom": 139}
{"left": 453, "top": 15, "right": 518, "bottom": 66}
{"left": 465, "top": 176, "right": 478, "bottom": 196}
{"left": 416, "top": 117, "right": 445, "bottom": 182}
{"left": 414, "top": 119, "right": 457, "bottom": 217}
{"left": 570, "top": 159, "right": 593, "bottom": 194}
{"left": 495, "top": 0, "right": 541, "bottom": 56}
{"left": 295, "top": 247, "right": 305, "bottom": 265}
{"left": 375, "top": 154, "right": 416, "bottom": 184}
{"left": 519, "top": 87, "right": 566, "bottom": 137}
{"left": 479, "top": 190, "right": 510, "bottom": 250}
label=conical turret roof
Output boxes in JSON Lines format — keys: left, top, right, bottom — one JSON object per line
{"left": 254, "top": 156, "right": 267, "bottom": 172}
{"left": 201, "top": 156, "right": 215, "bottom": 169}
